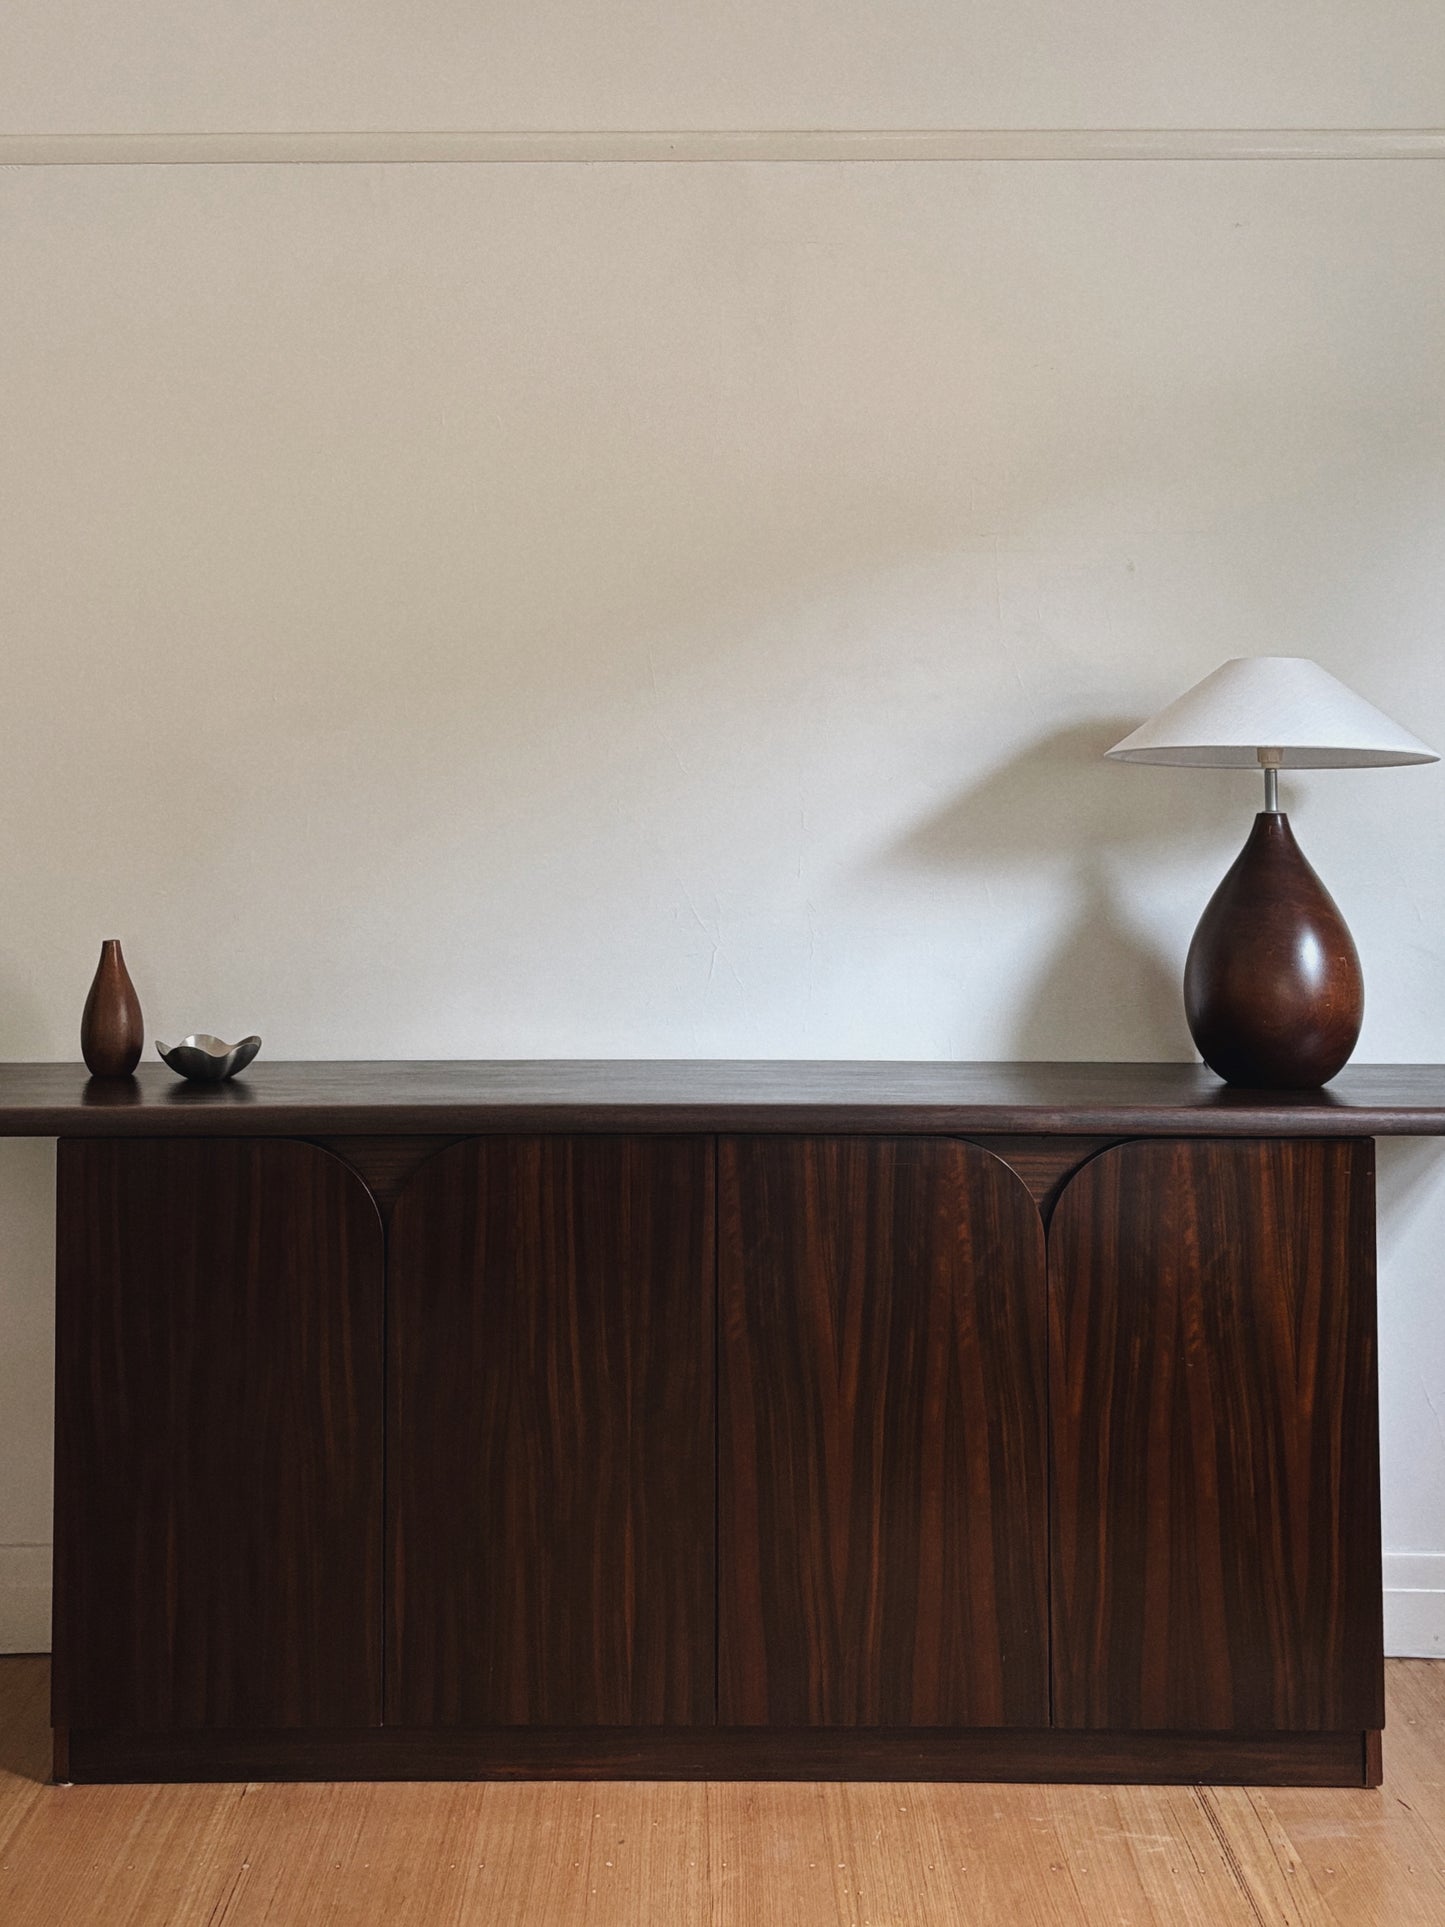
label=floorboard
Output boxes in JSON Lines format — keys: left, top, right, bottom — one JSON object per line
{"left": 1, "top": 1658, "right": 1441, "bottom": 1925}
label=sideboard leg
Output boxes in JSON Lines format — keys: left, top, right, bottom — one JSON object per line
{"left": 1364, "top": 1730, "right": 1383, "bottom": 1787}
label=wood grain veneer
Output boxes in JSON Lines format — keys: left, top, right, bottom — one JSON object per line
{"left": 964, "top": 1135, "right": 1114, "bottom": 1216}
{"left": 385, "top": 1135, "right": 716, "bottom": 1727}
{"left": 52, "top": 1139, "right": 384, "bottom": 1731}
{"left": 1048, "top": 1136, "right": 1384, "bottom": 1734}
{"left": 61, "top": 1722, "right": 1374, "bottom": 1786}
{"left": 718, "top": 1136, "right": 1048, "bottom": 1728}
{"left": 41, "top": 1075, "right": 1401, "bottom": 1788}
{"left": 312, "top": 1134, "right": 465, "bottom": 1217}
{"left": 6, "top": 1058, "right": 1445, "bottom": 1136}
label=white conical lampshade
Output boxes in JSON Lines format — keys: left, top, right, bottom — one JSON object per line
{"left": 1106, "top": 657, "right": 1438, "bottom": 768}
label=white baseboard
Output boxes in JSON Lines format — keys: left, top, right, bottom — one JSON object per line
{"left": 1384, "top": 1554, "right": 1445, "bottom": 1658}
{"left": 0, "top": 1546, "right": 51, "bottom": 1653}
{"left": 1, "top": 1544, "right": 1441, "bottom": 1661}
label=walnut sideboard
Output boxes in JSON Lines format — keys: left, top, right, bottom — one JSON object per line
{"left": 10, "top": 1059, "right": 1445, "bottom": 1787}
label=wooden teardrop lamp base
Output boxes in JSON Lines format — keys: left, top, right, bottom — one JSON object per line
{"left": 1184, "top": 812, "right": 1363, "bottom": 1090}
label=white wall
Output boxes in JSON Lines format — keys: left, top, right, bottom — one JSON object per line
{"left": 3, "top": 0, "right": 1444, "bottom": 130}
{"left": 3, "top": 10, "right": 1445, "bottom": 1653}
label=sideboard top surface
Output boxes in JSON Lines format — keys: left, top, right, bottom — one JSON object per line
{"left": 4, "top": 1059, "right": 1445, "bottom": 1137}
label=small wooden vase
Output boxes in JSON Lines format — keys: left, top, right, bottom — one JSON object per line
{"left": 1184, "top": 812, "right": 1363, "bottom": 1089}
{"left": 81, "top": 939, "right": 144, "bottom": 1078}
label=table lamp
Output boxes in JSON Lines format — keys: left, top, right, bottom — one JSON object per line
{"left": 1106, "top": 656, "right": 1437, "bottom": 1088}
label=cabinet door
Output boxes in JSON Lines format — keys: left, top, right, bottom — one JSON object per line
{"left": 718, "top": 1136, "right": 1049, "bottom": 1727}
{"left": 1049, "top": 1137, "right": 1383, "bottom": 1732}
{"left": 386, "top": 1136, "right": 715, "bottom": 1726}
{"left": 53, "top": 1139, "right": 384, "bottom": 1731}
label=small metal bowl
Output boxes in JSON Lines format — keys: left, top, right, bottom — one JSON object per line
{"left": 156, "top": 1034, "right": 262, "bottom": 1083}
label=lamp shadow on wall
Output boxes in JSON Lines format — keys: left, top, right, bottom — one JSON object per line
{"left": 886, "top": 718, "right": 1247, "bottom": 1060}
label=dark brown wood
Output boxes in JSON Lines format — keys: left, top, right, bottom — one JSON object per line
{"left": 51, "top": 1138, "right": 384, "bottom": 1731}
{"left": 39, "top": 1079, "right": 1402, "bottom": 1787}
{"left": 1364, "top": 1728, "right": 1383, "bottom": 1786}
{"left": 966, "top": 1135, "right": 1117, "bottom": 1217}
{"left": 312, "top": 1134, "right": 465, "bottom": 1217}
{"left": 718, "top": 1136, "right": 1048, "bottom": 1727}
{"left": 1049, "top": 1137, "right": 1383, "bottom": 1733}
{"left": 3, "top": 1059, "right": 1445, "bottom": 1137}
{"left": 62, "top": 1723, "right": 1373, "bottom": 1786}
{"left": 386, "top": 1135, "right": 715, "bottom": 1727}
{"left": 51, "top": 1725, "right": 69, "bottom": 1785}
{"left": 79, "top": 939, "right": 143, "bottom": 1078}
{"left": 1185, "top": 812, "right": 1364, "bottom": 1089}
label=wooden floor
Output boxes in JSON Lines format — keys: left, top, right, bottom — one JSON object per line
{"left": 1, "top": 1662, "right": 1443, "bottom": 1925}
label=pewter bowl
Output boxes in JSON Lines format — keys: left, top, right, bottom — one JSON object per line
{"left": 156, "top": 1034, "right": 262, "bottom": 1083}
